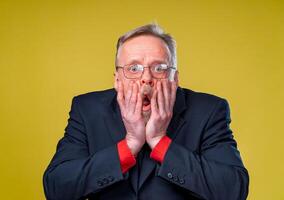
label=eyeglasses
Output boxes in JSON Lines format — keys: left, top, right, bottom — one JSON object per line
{"left": 116, "top": 63, "right": 176, "bottom": 79}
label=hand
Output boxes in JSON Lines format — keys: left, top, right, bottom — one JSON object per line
{"left": 117, "top": 80, "right": 146, "bottom": 156}
{"left": 146, "top": 80, "right": 177, "bottom": 149}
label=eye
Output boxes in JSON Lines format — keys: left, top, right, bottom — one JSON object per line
{"left": 128, "top": 64, "right": 143, "bottom": 73}
{"left": 153, "top": 64, "right": 168, "bottom": 73}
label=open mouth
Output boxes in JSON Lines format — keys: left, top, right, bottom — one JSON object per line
{"left": 142, "top": 95, "right": 151, "bottom": 111}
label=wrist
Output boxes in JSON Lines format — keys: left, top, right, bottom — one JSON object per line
{"left": 125, "top": 138, "right": 143, "bottom": 157}
{"left": 147, "top": 135, "right": 165, "bottom": 149}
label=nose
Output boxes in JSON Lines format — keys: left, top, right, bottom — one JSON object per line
{"left": 140, "top": 68, "right": 153, "bottom": 86}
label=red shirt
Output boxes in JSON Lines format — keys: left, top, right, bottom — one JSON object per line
{"left": 117, "top": 135, "right": 172, "bottom": 174}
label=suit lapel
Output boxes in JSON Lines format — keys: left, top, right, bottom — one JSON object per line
{"left": 104, "top": 111, "right": 126, "bottom": 144}
{"left": 103, "top": 91, "right": 126, "bottom": 144}
{"left": 166, "top": 112, "right": 186, "bottom": 141}
{"left": 138, "top": 87, "right": 187, "bottom": 190}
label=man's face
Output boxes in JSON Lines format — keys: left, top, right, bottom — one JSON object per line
{"left": 115, "top": 35, "right": 177, "bottom": 122}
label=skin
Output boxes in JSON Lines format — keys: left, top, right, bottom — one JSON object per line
{"left": 114, "top": 35, "right": 179, "bottom": 156}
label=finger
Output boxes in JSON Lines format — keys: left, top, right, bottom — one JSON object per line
{"left": 114, "top": 79, "right": 118, "bottom": 91}
{"left": 135, "top": 91, "right": 142, "bottom": 115}
{"left": 117, "top": 80, "right": 125, "bottom": 111}
{"left": 114, "top": 73, "right": 118, "bottom": 91}
{"left": 129, "top": 82, "right": 138, "bottom": 113}
{"left": 151, "top": 90, "right": 158, "bottom": 114}
{"left": 125, "top": 81, "right": 133, "bottom": 107}
{"left": 157, "top": 81, "right": 165, "bottom": 115}
{"left": 170, "top": 80, "right": 177, "bottom": 109}
{"left": 162, "top": 80, "right": 170, "bottom": 113}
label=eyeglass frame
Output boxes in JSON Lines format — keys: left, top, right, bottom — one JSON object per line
{"left": 115, "top": 64, "right": 177, "bottom": 80}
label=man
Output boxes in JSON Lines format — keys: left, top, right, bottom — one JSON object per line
{"left": 43, "top": 24, "right": 249, "bottom": 200}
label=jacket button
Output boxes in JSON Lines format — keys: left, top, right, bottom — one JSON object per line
{"left": 167, "top": 172, "right": 173, "bottom": 179}
{"left": 103, "top": 178, "right": 109, "bottom": 184}
{"left": 179, "top": 178, "right": 185, "bottom": 184}
{"left": 173, "top": 176, "right": 178, "bottom": 182}
{"left": 97, "top": 180, "right": 103, "bottom": 186}
{"left": 108, "top": 176, "right": 114, "bottom": 182}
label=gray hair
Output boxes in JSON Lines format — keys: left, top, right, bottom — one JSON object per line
{"left": 115, "top": 23, "right": 177, "bottom": 69}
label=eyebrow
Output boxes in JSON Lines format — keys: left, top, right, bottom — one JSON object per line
{"left": 125, "top": 58, "right": 169, "bottom": 66}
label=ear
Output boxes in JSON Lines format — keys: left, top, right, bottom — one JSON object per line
{"left": 175, "top": 70, "right": 179, "bottom": 86}
{"left": 114, "top": 71, "right": 119, "bottom": 91}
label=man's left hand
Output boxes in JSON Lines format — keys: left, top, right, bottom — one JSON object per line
{"left": 146, "top": 80, "right": 177, "bottom": 149}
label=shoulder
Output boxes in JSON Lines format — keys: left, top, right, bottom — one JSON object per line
{"left": 182, "top": 87, "right": 227, "bottom": 104}
{"left": 179, "top": 87, "right": 230, "bottom": 115}
{"left": 74, "top": 88, "right": 115, "bottom": 101}
{"left": 71, "top": 88, "right": 116, "bottom": 111}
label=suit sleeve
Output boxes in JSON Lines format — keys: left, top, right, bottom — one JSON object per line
{"left": 43, "top": 97, "right": 129, "bottom": 200}
{"left": 117, "top": 139, "right": 137, "bottom": 173}
{"left": 155, "top": 99, "right": 249, "bottom": 200}
{"left": 150, "top": 135, "right": 172, "bottom": 163}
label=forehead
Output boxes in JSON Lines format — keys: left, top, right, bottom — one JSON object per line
{"left": 118, "top": 35, "right": 170, "bottom": 63}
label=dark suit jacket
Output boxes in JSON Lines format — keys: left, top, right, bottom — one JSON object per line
{"left": 43, "top": 87, "right": 249, "bottom": 200}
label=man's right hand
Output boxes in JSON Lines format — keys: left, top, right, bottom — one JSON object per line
{"left": 117, "top": 80, "right": 146, "bottom": 157}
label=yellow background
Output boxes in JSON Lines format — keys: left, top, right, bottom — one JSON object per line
{"left": 0, "top": 0, "right": 283, "bottom": 199}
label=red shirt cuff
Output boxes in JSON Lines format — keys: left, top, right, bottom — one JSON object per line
{"left": 150, "top": 135, "right": 172, "bottom": 163}
{"left": 117, "top": 139, "right": 136, "bottom": 174}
